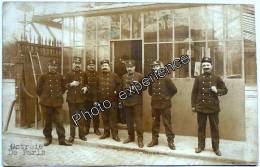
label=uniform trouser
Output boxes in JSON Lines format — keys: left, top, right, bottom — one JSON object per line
{"left": 42, "top": 106, "right": 65, "bottom": 142}
{"left": 85, "top": 102, "right": 100, "bottom": 131}
{"left": 68, "top": 103, "right": 85, "bottom": 138}
{"left": 197, "top": 112, "right": 219, "bottom": 151}
{"left": 125, "top": 104, "right": 143, "bottom": 139}
{"left": 101, "top": 105, "right": 118, "bottom": 137}
{"left": 151, "top": 107, "right": 175, "bottom": 141}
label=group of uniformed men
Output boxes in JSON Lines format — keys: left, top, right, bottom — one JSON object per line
{"left": 36, "top": 56, "right": 227, "bottom": 156}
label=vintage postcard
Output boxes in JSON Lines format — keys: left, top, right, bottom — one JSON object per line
{"left": 1, "top": 1, "right": 258, "bottom": 166}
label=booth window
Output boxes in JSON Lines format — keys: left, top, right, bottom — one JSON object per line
{"left": 97, "top": 16, "right": 110, "bottom": 45}
{"left": 190, "top": 7, "right": 207, "bottom": 41}
{"left": 144, "top": 11, "right": 157, "bottom": 42}
{"left": 159, "top": 10, "right": 172, "bottom": 42}
{"left": 144, "top": 44, "right": 157, "bottom": 75}
{"left": 207, "top": 6, "right": 224, "bottom": 40}
{"left": 175, "top": 42, "right": 189, "bottom": 78}
{"left": 226, "top": 41, "right": 242, "bottom": 78}
{"left": 132, "top": 13, "right": 141, "bottom": 39}
{"left": 111, "top": 15, "right": 120, "bottom": 39}
{"left": 121, "top": 14, "right": 131, "bottom": 39}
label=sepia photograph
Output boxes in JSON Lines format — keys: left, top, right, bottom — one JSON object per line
{"left": 1, "top": 1, "right": 259, "bottom": 166}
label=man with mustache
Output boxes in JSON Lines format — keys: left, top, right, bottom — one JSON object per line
{"left": 98, "top": 59, "right": 121, "bottom": 142}
{"left": 84, "top": 59, "right": 101, "bottom": 136}
{"left": 121, "top": 60, "right": 144, "bottom": 148}
{"left": 147, "top": 60, "right": 177, "bottom": 150}
{"left": 65, "top": 57, "right": 88, "bottom": 143}
{"left": 191, "top": 56, "right": 228, "bottom": 156}
{"left": 36, "top": 59, "right": 71, "bottom": 146}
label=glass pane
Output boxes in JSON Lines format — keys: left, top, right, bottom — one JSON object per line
{"left": 175, "top": 43, "right": 189, "bottom": 78}
{"left": 159, "top": 43, "right": 173, "bottom": 75}
{"left": 98, "top": 45, "right": 110, "bottom": 61}
{"left": 63, "top": 47, "right": 73, "bottom": 74}
{"left": 190, "top": 7, "right": 207, "bottom": 41}
{"left": 144, "top": 44, "right": 157, "bottom": 75}
{"left": 121, "top": 14, "right": 131, "bottom": 39}
{"left": 98, "top": 29, "right": 109, "bottom": 45}
{"left": 86, "top": 30, "right": 96, "bottom": 42}
{"left": 86, "top": 17, "right": 96, "bottom": 31}
{"left": 144, "top": 11, "right": 157, "bottom": 42}
{"left": 190, "top": 42, "right": 206, "bottom": 77}
{"left": 159, "top": 10, "right": 172, "bottom": 42}
{"left": 207, "top": 6, "right": 224, "bottom": 40}
{"left": 226, "top": 5, "right": 241, "bottom": 40}
{"left": 132, "top": 13, "right": 141, "bottom": 39}
{"left": 97, "top": 16, "right": 110, "bottom": 30}
{"left": 111, "top": 15, "right": 120, "bottom": 39}
{"left": 174, "top": 17, "right": 189, "bottom": 41}
{"left": 226, "top": 41, "right": 242, "bottom": 78}
{"left": 208, "top": 42, "right": 224, "bottom": 76}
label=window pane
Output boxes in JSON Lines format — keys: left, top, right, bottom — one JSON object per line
{"left": 86, "top": 17, "right": 96, "bottom": 31}
{"left": 159, "top": 10, "right": 172, "bottom": 42}
{"left": 144, "top": 11, "right": 157, "bottom": 42}
{"left": 226, "top": 5, "right": 242, "bottom": 40}
{"left": 208, "top": 42, "right": 224, "bottom": 76}
{"left": 226, "top": 41, "right": 242, "bottom": 78}
{"left": 174, "top": 17, "right": 189, "bottom": 42}
{"left": 159, "top": 43, "right": 173, "bottom": 76}
{"left": 111, "top": 15, "right": 120, "bottom": 39}
{"left": 190, "top": 7, "right": 207, "bottom": 41}
{"left": 207, "top": 6, "right": 224, "bottom": 40}
{"left": 132, "top": 13, "right": 141, "bottom": 39}
{"left": 85, "top": 31, "right": 96, "bottom": 42}
{"left": 144, "top": 44, "right": 157, "bottom": 75}
{"left": 97, "top": 16, "right": 110, "bottom": 45}
{"left": 175, "top": 43, "right": 189, "bottom": 78}
{"left": 98, "top": 45, "right": 110, "bottom": 61}
{"left": 121, "top": 14, "right": 131, "bottom": 39}
{"left": 191, "top": 42, "right": 206, "bottom": 77}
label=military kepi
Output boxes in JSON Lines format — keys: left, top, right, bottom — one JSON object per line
{"left": 201, "top": 57, "right": 212, "bottom": 64}
{"left": 150, "top": 60, "right": 162, "bottom": 67}
{"left": 88, "top": 59, "right": 95, "bottom": 65}
{"left": 73, "top": 57, "right": 81, "bottom": 63}
{"left": 100, "top": 59, "right": 110, "bottom": 65}
{"left": 48, "top": 59, "right": 58, "bottom": 66}
{"left": 125, "top": 60, "right": 135, "bottom": 67}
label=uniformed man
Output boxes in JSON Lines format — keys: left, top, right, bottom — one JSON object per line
{"left": 98, "top": 60, "right": 121, "bottom": 142}
{"left": 36, "top": 59, "right": 71, "bottom": 146}
{"left": 65, "top": 57, "right": 88, "bottom": 143}
{"left": 121, "top": 60, "right": 144, "bottom": 148}
{"left": 85, "top": 59, "right": 101, "bottom": 136}
{"left": 147, "top": 60, "right": 177, "bottom": 150}
{"left": 191, "top": 57, "right": 228, "bottom": 156}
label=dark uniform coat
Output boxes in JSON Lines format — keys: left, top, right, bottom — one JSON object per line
{"left": 85, "top": 70, "right": 98, "bottom": 103}
{"left": 148, "top": 77, "right": 177, "bottom": 109}
{"left": 65, "top": 70, "right": 88, "bottom": 104}
{"left": 97, "top": 72, "right": 121, "bottom": 103}
{"left": 191, "top": 73, "right": 228, "bottom": 113}
{"left": 121, "top": 72, "right": 143, "bottom": 106}
{"left": 36, "top": 72, "right": 66, "bottom": 107}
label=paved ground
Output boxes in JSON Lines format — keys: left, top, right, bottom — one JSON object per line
{"left": 1, "top": 132, "right": 249, "bottom": 166}
{"left": 2, "top": 80, "right": 259, "bottom": 166}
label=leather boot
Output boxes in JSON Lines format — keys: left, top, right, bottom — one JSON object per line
{"left": 112, "top": 135, "right": 120, "bottom": 142}
{"left": 195, "top": 147, "right": 204, "bottom": 153}
{"left": 214, "top": 149, "right": 222, "bottom": 156}
{"left": 68, "top": 136, "right": 74, "bottom": 143}
{"left": 79, "top": 136, "right": 87, "bottom": 141}
{"left": 137, "top": 137, "right": 144, "bottom": 148}
{"left": 100, "top": 131, "right": 110, "bottom": 139}
{"left": 59, "top": 140, "right": 72, "bottom": 146}
{"left": 123, "top": 136, "right": 135, "bottom": 144}
{"left": 147, "top": 138, "right": 158, "bottom": 147}
{"left": 168, "top": 139, "right": 175, "bottom": 150}
{"left": 94, "top": 128, "right": 101, "bottom": 136}
{"left": 44, "top": 138, "right": 52, "bottom": 146}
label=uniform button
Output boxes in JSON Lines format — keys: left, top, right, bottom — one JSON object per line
{"left": 202, "top": 88, "right": 205, "bottom": 89}
{"left": 159, "top": 93, "right": 161, "bottom": 95}
{"left": 202, "top": 100, "right": 205, "bottom": 102}
{"left": 202, "top": 81, "right": 205, "bottom": 84}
